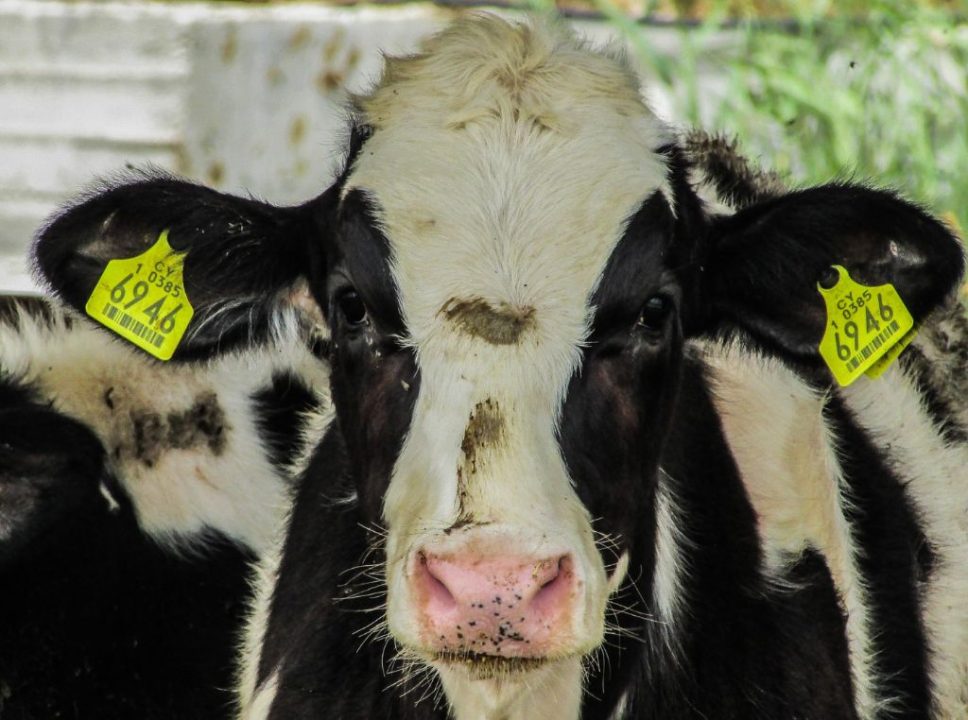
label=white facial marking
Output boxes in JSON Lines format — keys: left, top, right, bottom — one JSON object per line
{"left": 344, "top": 15, "right": 672, "bottom": 665}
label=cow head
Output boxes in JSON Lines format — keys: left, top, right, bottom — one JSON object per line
{"left": 33, "top": 14, "right": 963, "bottom": 705}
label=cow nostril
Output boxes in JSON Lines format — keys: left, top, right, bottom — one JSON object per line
{"left": 539, "top": 562, "right": 562, "bottom": 590}
{"left": 418, "top": 551, "right": 458, "bottom": 611}
{"left": 538, "top": 568, "right": 561, "bottom": 590}
{"left": 532, "top": 555, "right": 572, "bottom": 610}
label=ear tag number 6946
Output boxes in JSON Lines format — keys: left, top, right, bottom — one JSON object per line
{"left": 85, "top": 229, "right": 195, "bottom": 361}
{"left": 817, "top": 265, "right": 915, "bottom": 387}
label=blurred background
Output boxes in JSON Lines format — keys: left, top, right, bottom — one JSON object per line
{"left": 1, "top": 0, "right": 965, "bottom": 292}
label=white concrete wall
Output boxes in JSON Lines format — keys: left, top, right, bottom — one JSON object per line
{"left": 0, "top": 0, "right": 707, "bottom": 293}
{"left": 0, "top": 0, "right": 460, "bottom": 291}
{"left": 2, "top": 0, "right": 186, "bottom": 289}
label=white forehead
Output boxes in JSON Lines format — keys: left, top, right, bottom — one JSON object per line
{"left": 347, "top": 15, "right": 671, "bottom": 381}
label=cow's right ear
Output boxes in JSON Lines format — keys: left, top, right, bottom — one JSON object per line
{"left": 33, "top": 175, "right": 335, "bottom": 360}
{"left": 686, "top": 184, "right": 965, "bottom": 361}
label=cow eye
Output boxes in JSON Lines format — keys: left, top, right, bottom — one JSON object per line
{"left": 637, "top": 295, "right": 671, "bottom": 331}
{"left": 336, "top": 289, "right": 369, "bottom": 328}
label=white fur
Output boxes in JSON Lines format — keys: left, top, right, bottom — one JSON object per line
{"left": 0, "top": 303, "right": 328, "bottom": 555}
{"left": 701, "top": 341, "right": 881, "bottom": 718}
{"left": 841, "top": 357, "right": 968, "bottom": 717}
{"left": 236, "top": 520, "right": 289, "bottom": 714}
{"left": 286, "top": 394, "right": 336, "bottom": 482}
{"left": 242, "top": 671, "right": 280, "bottom": 720}
{"left": 652, "top": 469, "right": 688, "bottom": 654}
{"left": 98, "top": 481, "right": 122, "bottom": 513}
{"left": 437, "top": 657, "right": 583, "bottom": 720}
{"left": 607, "top": 550, "right": 630, "bottom": 596}
{"left": 700, "top": 345, "right": 840, "bottom": 571}
{"left": 705, "top": 335, "right": 968, "bottom": 718}
{"left": 608, "top": 691, "right": 631, "bottom": 720}
{"left": 346, "top": 16, "right": 672, "bottom": 683}
{"left": 686, "top": 164, "right": 735, "bottom": 217}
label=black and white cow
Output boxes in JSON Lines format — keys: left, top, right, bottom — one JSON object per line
{"left": 0, "top": 293, "right": 328, "bottom": 718}
{"left": 28, "top": 15, "right": 967, "bottom": 720}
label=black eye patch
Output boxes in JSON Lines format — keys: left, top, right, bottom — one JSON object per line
{"left": 331, "top": 190, "right": 405, "bottom": 333}
{"left": 589, "top": 191, "right": 678, "bottom": 337}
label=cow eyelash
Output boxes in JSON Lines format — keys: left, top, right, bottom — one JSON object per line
{"left": 335, "top": 288, "right": 369, "bottom": 328}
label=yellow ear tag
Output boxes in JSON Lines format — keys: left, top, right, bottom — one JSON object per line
{"left": 864, "top": 325, "right": 918, "bottom": 379}
{"left": 817, "top": 265, "right": 915, "bottom": 387}
{"left": 85, "top": 229, "right": 194, "bottom": 361}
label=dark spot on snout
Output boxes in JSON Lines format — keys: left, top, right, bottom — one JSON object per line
{"left": 441, "top": 297, "right": 535, "bottom": 345}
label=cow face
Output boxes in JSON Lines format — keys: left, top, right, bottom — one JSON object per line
{"left": 313, "top": 18, "right": 700, "bottom": 675}
{"left": 34, "top": 12, "right": 964, "bottom": 706}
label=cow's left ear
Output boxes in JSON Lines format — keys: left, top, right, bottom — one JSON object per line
{"left": 692, "top": 184, "right": 965, "bottom": 358}
{"left": 33, "top": 174, "right": 335, "bottom": 360}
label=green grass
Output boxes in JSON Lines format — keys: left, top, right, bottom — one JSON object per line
{"left": 552, "top": 0, "right": 968, "bottom": 232}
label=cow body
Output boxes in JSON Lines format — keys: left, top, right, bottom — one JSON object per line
{"left": 0, "top": 296, "right": 328, "bottom": 718}
{"left": 26, "top": 15, "right": 967, "bottom": 720}
{"left": 239, "top": 307, "right": 968, "bottom": 720}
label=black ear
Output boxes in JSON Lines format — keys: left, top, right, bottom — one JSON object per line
{"left": 33, "top": 173, "right": 334, "bottom": 360}
{"left": 697, "top": 184, "right": 965, "bottom": 359}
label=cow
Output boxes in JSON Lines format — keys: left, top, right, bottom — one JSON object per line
{"left": 26, "top": 15, "right": 967, "bottom": 720}
{"left": 0, "top": 292, "right": 328, "bottom": 718}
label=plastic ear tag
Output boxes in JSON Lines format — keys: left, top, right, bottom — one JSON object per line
{"left": 817, "top": 265, "right": 914, "bottom": 387}
{"left": 85, "top": 229, "right": 194, "bottom": 361}
{"left": 864, "top": 326, "right": 917, "bottom": 379}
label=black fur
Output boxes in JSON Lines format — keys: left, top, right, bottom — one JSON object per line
{"left": 898, "top": 341, "right": 968, "bottom": 445}
{"left": 25, "top": 99, "right": 966, "bottom": 719}
{"left": 680, "top": 130, "right": 785, "bottom": 210}
{"left": 0, "top": 381, "right": 254, "bottom": 720}
{"left": 252, "top": 372, "right": 322, "bottom": 473}
{"left": 594, "top": 361, "right": 856, "bottom": 720}
{"left": 702, "top": 184, "right": 965, "bottom": 359}
{"left": 257, "top": 431, "right": 442, "bottom": 720}
{"left": 823, "top": 397, "right": 932, "bottom": 717}
{"left": 33, "top": 176, "right": 330, "bottom": 360}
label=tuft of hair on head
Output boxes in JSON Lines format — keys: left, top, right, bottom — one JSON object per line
{"left": 680, "top": 129, "right": 787, "bottom": 211}
{"left": 354, "top": 13, "right": 650, "bottom": 136}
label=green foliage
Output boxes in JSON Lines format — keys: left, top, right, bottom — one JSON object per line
{"left": 596, "top": 0, "right": 968, "bottom": 229}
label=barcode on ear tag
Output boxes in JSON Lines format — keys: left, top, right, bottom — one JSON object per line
{"left": 865, "top": 326, "right": 918, "bottom": 379}
{"left": 817, "top": 265, "right": 915, "bottom": 387}
{"left": 84, "top": 229, "right": 194, "bottom": 361}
